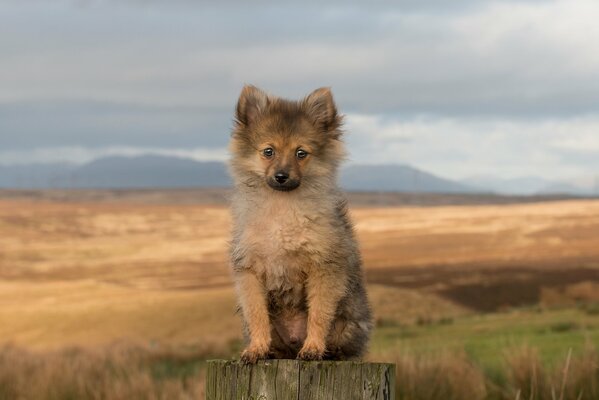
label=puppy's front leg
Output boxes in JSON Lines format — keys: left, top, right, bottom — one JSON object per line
{"left": 298, "top": 266, "right": 347, "bottom": 360}
{"left": 235, "top": 270, "right": 271, "bottom": 363}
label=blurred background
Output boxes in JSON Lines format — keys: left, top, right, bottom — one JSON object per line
{"left": 1, "top": 1, "right": 598, "bottom": 399}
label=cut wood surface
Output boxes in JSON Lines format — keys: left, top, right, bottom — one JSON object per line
{"left": 206, "top": 359, "right": 395, "bottom": 400}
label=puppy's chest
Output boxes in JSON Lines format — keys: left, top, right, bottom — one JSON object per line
{"left": 267, "top": 214, "right": 314, "bottom": 253}
{"left": 245, "top": 204, "right": 327, "bottom": 257}
{"left": 241, "top": 202, "right": 331, "bottom": 292}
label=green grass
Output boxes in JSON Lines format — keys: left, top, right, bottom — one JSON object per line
{"left": 2, "top": 307, "right": 598, "bottom": 400}
{"left": 371, "top": 306, "right": 599, "bottom": 370}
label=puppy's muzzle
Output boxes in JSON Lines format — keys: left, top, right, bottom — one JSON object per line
{"left": 268, "top": 171, "right": 300, "bottom": 191}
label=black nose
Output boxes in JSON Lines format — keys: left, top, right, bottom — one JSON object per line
{"left": 274, "top": 172, "right": 289, "bottom": 184}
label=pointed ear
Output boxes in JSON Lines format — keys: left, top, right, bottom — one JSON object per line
{"left": 302, "top": 87, "right": 340, "bottom": 131}
{"left": 235, "top": 85, "right": 269, "bottom": 127}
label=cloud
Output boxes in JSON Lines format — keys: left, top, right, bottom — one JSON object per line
{"left": 344, "top": 113, "right": 599, "bottom": 180}
{"left": 0, "top": 145, "right": 228, "bottom": 165}
{"left": 0, "top": 0, "right": 598, "bottom": 181}
{"left": 0, "top": 100, "right": 232, "bottom": 150}
{"left": 9, "top": 112, "right": 597, "bottom": 184}
{"left": 551, "top": 134, "right": 599, "bottom": 153}
{"left": 2, "top": 0, "right": 598, "bottom": 116}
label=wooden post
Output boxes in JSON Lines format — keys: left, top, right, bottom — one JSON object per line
{"left": 206, "top": 359, "right": 395, "bottom": 400}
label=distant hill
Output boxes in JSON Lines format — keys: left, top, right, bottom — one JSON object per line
{"left": 0, "top": 155, "right": 479, "bottom": 193}
{"left": 0, "top": 163, "right": 77, "bottom": 188}
{"left": 340, "top": 164, "right": 476, "bottom": 193}
{"left": 1, "top": 155, "right": 596, "bottom": 195}
{"left": 462, "top": 174, "right": 599, "bottom": 196}
{"left": 536, "top": 182, "right": 592, "bottom": 196}
{"left": 461, "top": 176, "right": 552, "bottom": 195}
{"left": 0, "top": 156, "right": 230, "bottom": 189}
{"left": 72, "top": 155, "right": 231, "bottom": 188}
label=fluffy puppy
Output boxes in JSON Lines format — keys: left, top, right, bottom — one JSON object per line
{"left": 228, "top": 85, "right": 372, "bottom": 362}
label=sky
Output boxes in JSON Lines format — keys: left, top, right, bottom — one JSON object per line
{"left": 1, "top": 0, "right": 598, "bottom": 180}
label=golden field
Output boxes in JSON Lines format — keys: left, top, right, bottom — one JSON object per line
{"left": 1, "top": 194, "right": 598, "bottom": 349}
{"left": 1, "top": 191, "right": 599, "bottom": 399}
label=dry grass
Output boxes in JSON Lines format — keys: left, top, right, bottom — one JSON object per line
{"left": 353, "top": 201, "right": 599, "bottom": 269}
{"left": 1, "top": 198, "right": 598, "bottom": 350}
{"left": 501, "top": 345, "right": 599, "bottom": 400}
{"left": 0, "top": 281, "right": 240, "bottom": 351}
{"left": 377, "top": 346, "right": 599, "bottom": 400}
{"left": 2, "top": 198, "right": 599, "bottom": 285}
{"left": 0, "top": 343, "right": 209, "bottom": 400}
{"left": 390, "top": 351, "right": 488, "bottom": 400}
{"left": 1, "top": 344, "right": 597, "bottom": 400}
{"left": 368, "top": 284, "right": 469, "bottom": 326}
{"left": 1, "top": 194, "right": 599, "bottom": 398}
{"left": 0, "top": 197, "right": 598, "bottom": 351}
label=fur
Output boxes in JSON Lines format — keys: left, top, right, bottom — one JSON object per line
{"left": 228, "top": 85, "right": 372, "bottom": 362}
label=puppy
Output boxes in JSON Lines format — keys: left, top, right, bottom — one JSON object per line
{"left": 228, "top": 85, "right": 372, "bottom": 362}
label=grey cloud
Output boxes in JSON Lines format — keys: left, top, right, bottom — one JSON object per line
{"left": 5, "top": 0, "right": 596, "bottom": 118}
{"left": 0, "top": 100, "right": 232, "bottom": 150}
{"left": 0, "top": 0, "right": 597, "bottom": 181}
{"left": 66, "top": 0, "right": 551, "bottom": 11}
{"left": 343, "top": 114, "right": 599, "bottom": 180}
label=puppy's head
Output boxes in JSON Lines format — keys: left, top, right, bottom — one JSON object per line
{"left": 229, "top": 85, "right": 345, "bottom": 193}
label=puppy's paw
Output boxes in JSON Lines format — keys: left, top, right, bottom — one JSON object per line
{"left": 297, "top": 343, "right": 325, "bottom": 361}
{"left": 240, "top": 344, "right": 270, "bottom": 364}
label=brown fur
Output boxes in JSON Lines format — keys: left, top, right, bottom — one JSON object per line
{"left": 228, "top": 85, "right": 372, "bottom": 362}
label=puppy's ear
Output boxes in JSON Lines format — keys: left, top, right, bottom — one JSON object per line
{"left": 236, "top": 85, "right": 269, "bottom": 127}
{"left": 302, "top": 87, "right": 340, "bottom": 132}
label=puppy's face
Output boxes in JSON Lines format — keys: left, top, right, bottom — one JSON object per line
{"left": 229, "top": 86, "right": 345, "bottom": 193}
{"left": 255, "top": 125, "right": 314, "bottom": 192}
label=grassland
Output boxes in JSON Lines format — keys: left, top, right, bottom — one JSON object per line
{"left": 1, "top": 191, "right": 598, "bottom": 399}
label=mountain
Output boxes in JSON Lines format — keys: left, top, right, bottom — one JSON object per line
{"left": 72, "top": 155, "right": 230, "bottom": 188}
{"left": 0, "top": 156, "right": 231, "bottom": 189}
{"left": 569, "top": 174, "right": 599, "bottom": 194}
{"left": 0, "top": 156, "right": 479, "bottom": 192}
{"left": 461, "top": 176, "right": 551, "bottom": 195}
{"left": 536, "top": 182, "right": 593, "bottom": 196}
{"left": 340, "top": 164, "right": 477, "bottom": 193}
{"left": 0, "top": 155, "right": 572, "bottom": 194}
{"left": 0, "top": 163, "right": 77, "bottom": 188}
{"left": 463, "top": 174, "right": 599, "bottom": 196}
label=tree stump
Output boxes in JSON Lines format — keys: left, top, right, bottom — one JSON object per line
{"left": 206, "top": 359, "right": 395, "bottom": 400}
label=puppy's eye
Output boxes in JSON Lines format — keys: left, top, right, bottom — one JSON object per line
{"left": 263, "top": 148, "right": 274, "bottom": 158}
{"left": 296, "top": 149, "right": 308, "bottom": 159}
